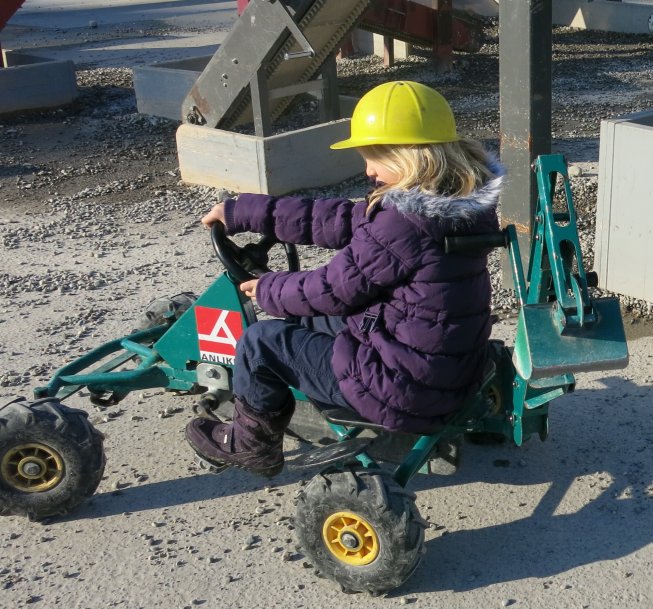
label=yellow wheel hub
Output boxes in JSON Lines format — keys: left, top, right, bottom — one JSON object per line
{"left": 1, "top": 443, "right": 64, "bottom": 493}
{"left": 322, "top": 510, "right": 379, "bottom": 566}
{"left": 488, "top": 383, "right": 502, "bottom": 414}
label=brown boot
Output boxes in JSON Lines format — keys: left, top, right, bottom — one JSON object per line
{"left": 185, "top": 398, "right": 294, "bottom": 478}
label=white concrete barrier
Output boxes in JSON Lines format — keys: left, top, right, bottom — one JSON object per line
{"left": 554, "top": 0, "right": 653, "bottom": 34}
{"left": 595, "top": 110, "right": 653, "bottom": 301}
{"left": 455, "top": 0, "right": 653, "bottom": 34}
{"left": 176, "top": 120, "right": 365, "bottom": 195}
{"left": 0, "top": 51, "right": 77, "bottom": 114}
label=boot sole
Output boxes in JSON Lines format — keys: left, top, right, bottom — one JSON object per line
{"left": 189, "top": 445, "right": 283, "bottom": 478}
{"left": 195, "top": 454, "right": 229, "bottom": 474}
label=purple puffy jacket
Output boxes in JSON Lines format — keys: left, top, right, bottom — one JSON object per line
{"left": 223, "top": 166, "right": 503, "bottom": 433}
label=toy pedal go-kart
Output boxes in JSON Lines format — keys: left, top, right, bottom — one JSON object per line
{"left": 0, "top": 155, "right": 628, "bottom": 595}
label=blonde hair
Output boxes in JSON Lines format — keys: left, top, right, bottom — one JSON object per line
{"left": 362, "top": 139, "right": 496, "bottom": 212}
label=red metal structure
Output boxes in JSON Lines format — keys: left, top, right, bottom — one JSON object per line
{"left": 0, "top": 0, "right": 26, "bottom": 61}
{"left": 0, "top": 0, "right": 25, "bottom": 31}
{"left": 360, "top": 0, "right": 483, "bottom": 54}
{"left": 237, "top": 0, "right": 482, "bottom": 71}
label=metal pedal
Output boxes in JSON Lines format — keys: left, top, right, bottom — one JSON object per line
{"left": 289, "top": 437, "right": 371, "bottom": 471}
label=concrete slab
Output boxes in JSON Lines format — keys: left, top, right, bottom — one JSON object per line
{"left": 133, "top": 55, "right": 209, "bottom": 120}
{"left": 413, "top": 0, "right": 653, "bottom": 34}
{"left": 2, "top": 0, "right": 237, "bottom": 68}
{"left": 595, "top": 109, "right": 653, "bottom": 302}
{"left": 5, "top": 0, "right": 238, "bottom": 30}
{"left": 555, "top": 0, "right": 653, "bottom": 34}
{"left": 0, "top": 49, "right": 77, "bottom": 114}
{"left": 133, "top": 53, "right": 360, "bottom": 122}
{"left": 176, "top": 120, "right": 365, "bottom": 195}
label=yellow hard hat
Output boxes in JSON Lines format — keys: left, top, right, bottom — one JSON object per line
{"left": 331, "top": 81, "right": 459, "bottom": 149}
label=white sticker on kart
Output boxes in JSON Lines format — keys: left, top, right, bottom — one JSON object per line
{"left": 195, "top": 306, "right": 243, "bottom": 365}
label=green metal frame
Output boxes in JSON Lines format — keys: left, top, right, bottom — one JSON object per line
{"left": 33, "top": 274, "right": 254, "bottom": 401}
{"left": 33, "top": 154, "right": 628, "bottom": 490}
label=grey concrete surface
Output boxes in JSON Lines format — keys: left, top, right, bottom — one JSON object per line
{"left": 1, "top": 4, "right": 652, "bottom": 608}
{"left": 2, "top": 0, "right": 238, "bottom": 68}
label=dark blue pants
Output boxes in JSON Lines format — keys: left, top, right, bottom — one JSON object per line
{"left": 232, "top": 316, "right": 351, "bottom": 413}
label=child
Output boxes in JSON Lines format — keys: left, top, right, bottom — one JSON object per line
{"left": 185, "top": 80, "right": 503, "bottom": 477}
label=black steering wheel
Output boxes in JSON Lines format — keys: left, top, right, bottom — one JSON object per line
{"left": 211, "top": 222, "right": 300, "bottom": 283}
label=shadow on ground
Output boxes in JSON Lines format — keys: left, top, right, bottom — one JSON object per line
{"left": 405, "top": 373, "right": 653, "bottom": 594}
{"left": 60, "top": 373, "right": 653, "bottom": 597}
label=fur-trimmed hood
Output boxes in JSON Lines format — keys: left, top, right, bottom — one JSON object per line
{"left": 380, "top": 158, "right": 505, "bottom": 229}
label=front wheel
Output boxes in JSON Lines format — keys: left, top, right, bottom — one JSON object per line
{"left": 295, "top": 466, "right": 426, "bottom": 595}
{"left": 0, "top": 398, "right": 105, "bottom": 521}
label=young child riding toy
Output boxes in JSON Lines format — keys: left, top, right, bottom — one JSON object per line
{"left": 185, "top": 80, "right": 504, "bottom": 477}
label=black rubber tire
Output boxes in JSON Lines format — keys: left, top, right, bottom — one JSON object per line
{"left": 0, "top": 398, "right": 105, "bottom": 521}
{"left": 295, "top": 466, "right": 426, "bottom": 595}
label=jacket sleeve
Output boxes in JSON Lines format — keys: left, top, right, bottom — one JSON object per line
{"left": 256, "top": 209, "right": 418, "bottom": 317}
{"left": 223, "top": 193, "right": 367, "bottom": 249}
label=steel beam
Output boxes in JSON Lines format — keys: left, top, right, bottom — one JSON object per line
{"left": 433, "top": 0, "right": 453, "bottom": 73}
{"left": 182, "top": 0, "right": 371, "bottom": 130}
{"left": 499, "top": 0, "right": 552, "bottom": 283}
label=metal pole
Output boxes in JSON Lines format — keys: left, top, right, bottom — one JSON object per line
{"left": 499, "top": 0, "right": 552, "bottom": 285}
{"left": 250, "top": 67, "right": 272, "bottom": 137}
{"left": 319, "top": 54, "right": 341, "bottom": 122}
{"left": 433, "top": 0, "right": 453, "bottom": 73}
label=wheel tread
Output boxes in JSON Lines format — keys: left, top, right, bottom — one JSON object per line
{"left": 0, "top": 398, "right": 105, "bottom": 520}
{"left": 295, "top": 465, "right": 424, "bottom": 595}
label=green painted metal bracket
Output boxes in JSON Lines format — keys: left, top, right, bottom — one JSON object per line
{"left": 37, "top": 351, "right": 135, "bottom": 400}
{"left": 34, "top": 325, "right": 169, "bottom": 399}
{"left": 33, "top": 315, "right": 209, "bottom": 400}
{"left": 155, "top": 273, "right": 256, "bottom": 370}
{"left": 532, "top": 155, "right": 593, "bottom": 323}
{"left": 503, "top": 154, "right": 629, "bottom": 445}
{"left": 511, "top": 154, "right": 628, "bottom": 381}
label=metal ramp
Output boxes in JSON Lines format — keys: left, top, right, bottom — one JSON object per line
{"left": 181, "top": 0, "right": 372, "bottom": 135}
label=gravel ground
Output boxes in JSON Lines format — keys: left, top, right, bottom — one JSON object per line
{"left": 1, "top": 17, "right": 653, "bottom": 609}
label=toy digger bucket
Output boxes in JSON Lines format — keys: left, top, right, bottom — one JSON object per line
{"left": 511, "top": 154, "right": 629, "bottom": 381}
{"left": 513, "top": 297, "right": 628, "bottom": 381}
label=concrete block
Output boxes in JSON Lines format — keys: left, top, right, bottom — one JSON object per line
{"left": 595, "top": 109, "right": 653, "bottom": 301}
{"left": 134, "top": 54, "right": 357, "bottom": 122}
{"left": 0, "top": 50, "right": 77, "bottom": 114}
{"left": 553, "top": 0, "right": 653, "bottom": 34}
{"left": 133, "top": 55, "right": 210, "bottom": 121}
{"left": 138, "top": 54, "right": 363, "bottom": 195}
{"left": 372, "top": 34, "right": 412, "bottom": 60}
{"left": 176, "top": 119, "right": 364, "bottom": 195}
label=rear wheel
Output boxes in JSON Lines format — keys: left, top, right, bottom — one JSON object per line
{"left": 295, "top": 466, "right": 426, "bottom": 595}
{"left": 0, "top": 398, "right": 105, "bottom": 521}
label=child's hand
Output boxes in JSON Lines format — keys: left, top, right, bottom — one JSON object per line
{"left": 201, "top": 202, "right": 226, "bottom": 227}
{"left": 240, "top": 279, "right": 258, "bottom": 300}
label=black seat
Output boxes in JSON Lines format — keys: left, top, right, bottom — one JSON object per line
{"left": 319, "top": 356, "right": 497, "bottom": 434}
{"left": 320, "top": 406, "right": 387, "bottom": 432}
